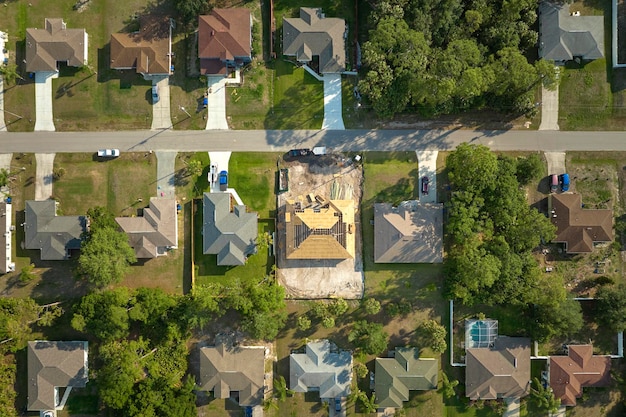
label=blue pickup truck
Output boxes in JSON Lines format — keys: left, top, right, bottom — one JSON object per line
{"left": 219, "top": 170, "right": 228, "bottom": 191}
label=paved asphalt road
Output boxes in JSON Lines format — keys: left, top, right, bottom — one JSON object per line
{"left": 0, "top": 129, "right": 624, "bottom": 153}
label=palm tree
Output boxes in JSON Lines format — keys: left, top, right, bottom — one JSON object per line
{"left": 530, "top": 377, "right": 560, "bottom": 414}
{"left": 358, "top": 391, "right": 378, "bottom": 414}
{"left": 274, "top": 376, "right": 293, "bottom": 402}
{"left": 0, "top": 63, "right": 23, "bottom": 85}
{"left": 438, "top": 371, "right": 459, "bottom": 400}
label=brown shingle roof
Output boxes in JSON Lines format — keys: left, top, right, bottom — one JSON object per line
{"left": 28, "top": 341, "right": 88, "bottom": 411}
{"left": 282, "top": 7, "right": 346, "bottom": 73}
{"left": 116, "top": 198, "right": 178, "bottom": 259}
{"left": 26, "top": 19, "right": 88, "bottom": 72}
{"left": 374, "top": 202, "right": 443, "bottom": 263}
{"left": 198, "top": 8, "right": 251, "bottom": 75}
{"left": 550, "top": 193, "right": 613, "bottom": 253}
{"left": 199, "top": 343, "right": 265, "bottom": 406}
{"left": 549, "top": 345, "right": 612, "bottom": 406}
{"left": 283, "top": 199, "right": 355, "bottom": 259}
{"left": 466, "top": 337, "right": 531, "bottom": 400}
{"left": 110, "top": 16, "right": 171, "bottom": 74}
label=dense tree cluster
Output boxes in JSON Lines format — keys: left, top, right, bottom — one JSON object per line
{"left": 596, "top": 284, "right": 626, "bottom": 332}
{"left": 444, "top": 144, "right": 583, "bottom": 342}
{"left": 360, "top": 0, "right": 559, "bottom": 117}
{"left": 78, "top": 207, "right": 136, "bottom": 288}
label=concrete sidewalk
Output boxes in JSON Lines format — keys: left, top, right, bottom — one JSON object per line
{"left": 34, "top": 72, "right": 57, "bottom": 132}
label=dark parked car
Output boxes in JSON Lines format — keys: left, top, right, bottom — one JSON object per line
{"left": 421, "top": 176, "right": 429, "bottom": 195}
{"left": 219, "top": 170, "right": 228, "bottom": 191}
{"left": 550, "top": 174, "right": 558, "bottom": 193}
{"left": 335, "top": 398, "right": 341, "bottom": 412}
{"left": 288, "top": 148, "right": 311, "bottom": 157}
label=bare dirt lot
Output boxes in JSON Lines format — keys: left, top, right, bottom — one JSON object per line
{"left": 276, "top": 155, "right": 364, "bottom": 299}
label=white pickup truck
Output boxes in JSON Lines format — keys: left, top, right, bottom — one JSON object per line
{"left": 97, "top": 149, "right": 120, "bottom": 158}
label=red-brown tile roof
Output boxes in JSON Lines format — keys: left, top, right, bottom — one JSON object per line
{"left": 198, "top": 8, "right": 251, "bottom": 75}
{"left": 549, "top": 345, "right": 612, "bottom": 406}
{"left": 110, "top": 16, "right": 171, "bottom": 75}
{"left": 550, "top": 193, "right": 613, "bottom": 253}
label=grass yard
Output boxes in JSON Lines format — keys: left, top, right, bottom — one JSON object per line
{"left": 53, "top": 153, "right": 156, "bottom": 216}
{"left": 228, "top": 152, "right": 280, "bottom": 218}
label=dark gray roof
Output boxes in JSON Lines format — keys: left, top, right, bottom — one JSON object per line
{"left": 374, "top": 202, "right": 443, "bottom": 263}
{"left": 27, "top": 341, "right": 88, "bottom": 411}
{"left": 282, "top": 7, "right": 346, "bottom": 73}
{"left": 199, "top": 343, "right": 265, "bottom": 406}
{"left": 539, "top": 2, "right": 604, "bottom": 61}
{"left": 466, "top": 337, "right": 531, "bottom": 400}
{"left": 375, "top": 348, "right": 438, "bottom": 408}
{"left": 203, "top": 193, "right": 257, "bottom": 266}
{"left": 116, "top": 197, "right": 178, "bottom": 258}
{"left": 0, "top": 202, "right": 13, "bottom": 274}
{"left": 26, "top": 18, "right": 88, "bottom": 72}
{"left": 289, "top": 340, "right": 352, "bottom": 399}
{"left": 24, "top": 200, "right": 86, "bottom": 260}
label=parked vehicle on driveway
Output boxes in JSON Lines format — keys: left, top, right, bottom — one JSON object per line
{"left": 97, "top": 149, "right": 120, "bottom": 158}
{"left": 288, "top": 148, "right": 311, "bottom": 157}
{"left": 560, "top": 173, "right": 570, "bottom": 192}
{"left": 151, "top": 85, "right": 159, "bottom": 103}
{"left": 550, "top": 174, "right": 558, "bottom": 193}
{"left": 421, "top": 176, "right": 429, "bottom": 195}
{"left": 219, "top": 170, "right": 228, "bottom": 191}
{"left": 209, "top": 164, "right": 217, "bottom": 183}
{"left": 335, "top": 398, "right": 341, "bottom": 412}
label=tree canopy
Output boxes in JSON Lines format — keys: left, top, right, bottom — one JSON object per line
{"left": 444, "top": 144, "right": 556, "bottom": 306}
{"left": 360, "top": 0, "right": 558, "bottom": 117}
{"left": 78, "top": 226, "right": 136, "bottom": 288}
{"left": 348, "top": 320, "right": 388, "bottom": 354}
{"left": 596, "top": 284, "right": 626, "bottom": 332}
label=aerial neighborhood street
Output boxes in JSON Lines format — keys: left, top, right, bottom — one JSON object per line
{"left": 2, "top": 0, "right": 626, "bottom": 417}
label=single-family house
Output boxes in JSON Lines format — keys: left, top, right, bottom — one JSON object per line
{"left": 290, "top": 340, "right": 352, "bottom": 400}
{"left": 374, "top": 347, "right": 438, "bottom": 408}
{"left": 115, "top": 197, "right": 178, "bottom": 259}
{"left": 202, "top": 192, "right": 257, "bottom": 266}
{"left": 549, "top": 344, "right": 612, "bottom": 406}
{"left": 466, "top": 337, "right": 531, "bottom": 400}
{"left": 0, "top": 201, "right": 15, "bottom": 274}
{"left": 550, "top": 193, "right": 613, "bottom": 253}
{"left": 110, "top": 16, "right": 172, "bottom": 76}
{"left": 282, "top": 198, "right": 355, "bottom": 260}
{"left": 198, "top": 8, "right": 252, "bottom": 75}
{"left": 27, "top": 341, "right": 88, "bottom": 415}
{"left": 374, "top": 201, "right": 443, "bottom": 263}
{"left": 282, "top": 7, "right": 346, "bottom": 74}
{"left": 26, "top": 18, "right": 88, "bottom": 73}
{"left": 24, "top": 200, "right": 86, "bottom": 261}
{"left": 198, "top": 343, "right": 265, "bottom": 407}
{"left": 539, "top": 2, "right": 604, "bottom": 62}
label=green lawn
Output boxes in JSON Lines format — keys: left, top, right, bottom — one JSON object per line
{"left": 53, "top": 153, "right": 156, "bottom": 216}
{"left": 228, "top": 152, "right": 280, "bottom": 218}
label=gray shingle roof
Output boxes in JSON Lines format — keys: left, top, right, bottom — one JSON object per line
{"left": 24, "top": 200, "right": 86, "bottom": 260}
{"left": 203, "top": 193, "right": 257, "bottom": 266}
{"left": 466, "top": 337, "right": 531, "bottom": 400}
{"left": 27, "top": 341, "right": 88, "bottom": 411}
{"left": 289, "top": 340, "right": 352, "bottom": 399}
{"left": 374, "top": 202, "right": 443, "bottom": 263}
{"left": 539, "top": 2, "right": 604, "bottom": 61}
{"left": 26, "top": 18, "right": 88, "bottom": 72}
{"left": 116, "top": 197, "right": 178, "bottom": 258}
{"left": 375, "top": 348, "right": 438, "bottom": 408}
{"left": 282, "top": 8, "right": 346, "bottom": 73}
{"left": 199, "top": 343, "right": 265, "bottom": 406}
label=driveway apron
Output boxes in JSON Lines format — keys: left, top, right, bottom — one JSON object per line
{"left": 34, "top": 72, "right": 57, "bottom": 132}
{"left": 151, "top": 75, "right": 173, "bottom": 130}
{"left": 156, "top": 151, "right": 176, "bottom": 199}
{"left": 206, "top": 76, "right": 228, "bottom": 130}
{"left": 322, "top": 73, "right": 345, "bottom": 130}
{"left": 416, "top": 150, "right": 438, "bottom": 203}
{"left": 545, "top": 152, "right": 566, "bottom": 176}
{"left": 0, "top": 153, "right": 11, "bottom": 195}
{"left": 35, "top": 153, "right": 55, "bottom": 201}
{"left": 539, "top": 84, "right": 559, "bottom": 131}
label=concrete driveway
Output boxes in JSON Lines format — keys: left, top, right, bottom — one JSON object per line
{"left": 545, "top": 152, "right": 566, "bottom": 175}
{"left": 539, "top": 84, "right": 559, "bottom": 131}
{"left": 35, "top": 153, "right": 55, "bottom": 200}
{"left": 34, "top": 72, "right": 57, "bottom": 132}
{"left": 150, "top": 75, "right": 173, "bottom": 130}
{"left": 0, "top": 78, "right": 6, "bottom": 132}
{"left": 416, "top": 150, "right": 438, "bottom": 203}
{"left": 206, "top": 76, "right": 228, "bottom": 130}
{"left": 322, "top": 73, "right": 345, "bottom": 130}
{"left": 503, "top": 397, "right": 520, "bottom": 417}
{"left": 0, "top": 154, "right": 11, "bottom": 195}
{"left": 208, "top": 151, "right": 231, "bottom": 193}
{"left": 156, "top": 151, "right": 176, "bottom": 199}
